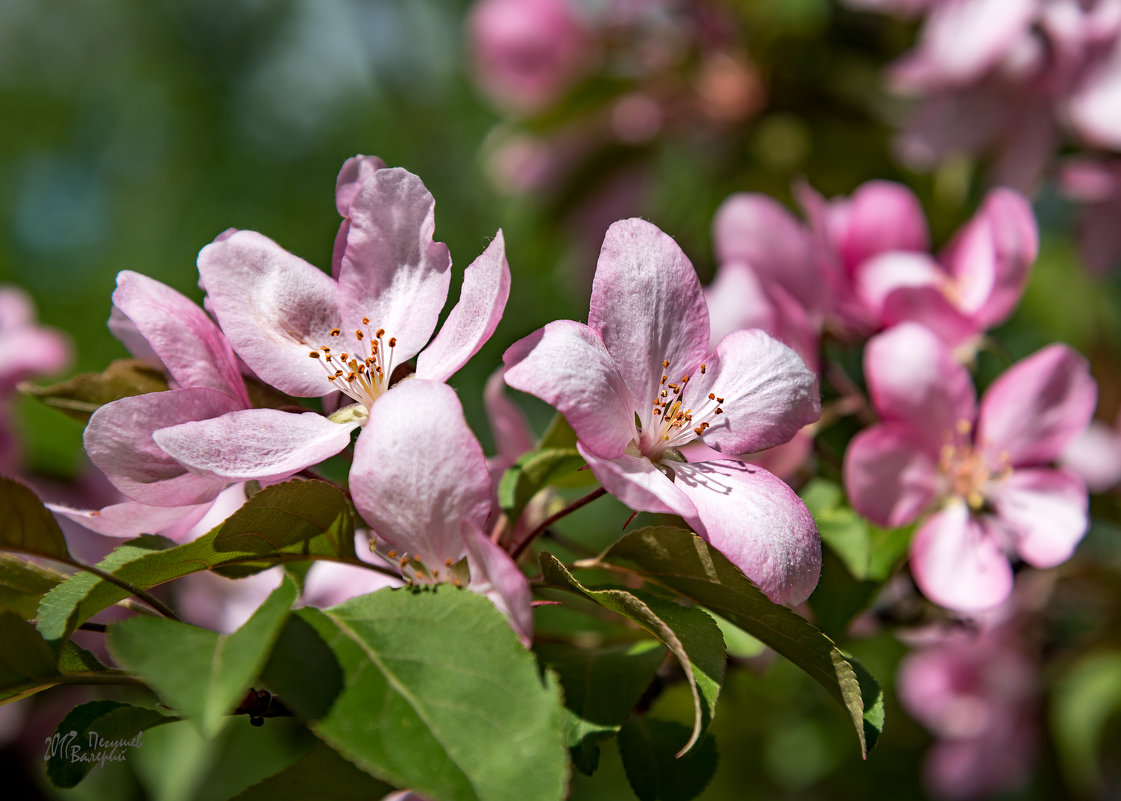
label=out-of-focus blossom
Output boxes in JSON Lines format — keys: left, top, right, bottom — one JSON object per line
{"left": 350, "top": 379, "right": 533, "bottom": 645}
{"left": 150, "top": 157, "right": 510, "bottom": 492}
{"left": 1060, "top": 157, "right": 1121, "bottom": 277}
{"left": 899, "top": 600, "right": 1039, "bottom": 799}
{"left": 1063, "top": 411, "right": 1121, "bottom": 492}
{"left": 875, "top": 0, "right": 1121, "bottom": 191}
{"left": 505, "top": 218, "right": 822, "bottom": 604}
{"left": 468, "top": 0, "right": 594, "bottom": 115}
{"left": 845, "top": 323, "right": 1096, "bottom": 610}
{"left": 0, "top": 286, "right": 71, "bottom": 473}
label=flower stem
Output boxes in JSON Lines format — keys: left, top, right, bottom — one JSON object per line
{"left": 509, "top": 487, "right": 607, "bottom": 561}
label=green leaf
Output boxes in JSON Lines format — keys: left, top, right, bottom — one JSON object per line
{"left": 800, "top": 479, "right": 870, "bottom": 580}
{"left": 1051, "top": 650, "right": 1121, "bottom": 796}
{"left": 0, "top": 610, "right": 64, "bottom": 703}
{"left": 498, "top": 447, "right": 587, "bottom": 523}
{"left": 0, "top": 476, "right": 71, "bottom": 561}
{"left": 107, "top": 577, "right": 297, "bottom": 737}
{"left": 45, "top": 700, "right": 176, "bottom": 788}
{"left": 0, "top": 553, "right": 65, "bottom": 618}
{"left": 539, "top": 553, "right": 724, "bottom": 757}
{"left": 37, "top": 480, "right": 358, "bottom": 647}
{"left": 18, "top": 358, "right": 168, "bottom": 423}
{"left": 229, "top": 743, "right": 394, "bottom": 801}
{"left": 596, "top": 526, "right": 884, "bottom": 758}
{"left": 536, "top": 640, "right": 666, "bottom": 774}
{"left": 287, "top": 587, "right": 568, "bottom": 801}
{"left": 537, "top": 411, "right": 578, "bottom": 450}
{"left": 259, "top": 614, "right": 344, "bottom": 722}
{"left": 617, "top": 718, "right": 717, "bottom": 801}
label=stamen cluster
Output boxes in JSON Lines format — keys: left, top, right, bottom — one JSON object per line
{"left": 308, "top": 318, "right": 398, "bottom": 410}
{"left": 643, "top": 358, "right": 724, "bottom": 457}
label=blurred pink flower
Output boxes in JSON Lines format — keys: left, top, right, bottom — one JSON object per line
{"left": 844, "top": 323, "right": 1096, "bottom": 610}
{"left": 1060, "top": 156, "right": 1121, "bottom": 277}
{"left": 505, "top": 218, "right": 822, "bottom": 604}
{"left": 1062, "top": 410, "right": 1121, "bottom": 492}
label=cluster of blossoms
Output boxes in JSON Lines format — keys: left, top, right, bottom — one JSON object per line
{"left": 55, "top": 154, "right": 826, "bottom": 644}
{"left": 844, "top": 0, "right": 1121, "bottom": 275}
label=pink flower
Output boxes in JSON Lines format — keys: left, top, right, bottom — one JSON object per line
{"left": 468, "top": 0, "right": 593, "bottom": 115}
{"left": 844, "top": 323, "right": 1096, "bottom": 610}
{"left": 148, "top": 156, "right": 510, "bottom": 486}
{"left": 504, "top": 218, "right": 821, "bottom": 604}
{"left": 1060, "top": 157, "right": 1121, "bottom": 277}
{"left": 1062, "top": 410, "right": 1121, "bottom": 493}
{"left": 350, "top": 379, "right": 533, "bottom": 644}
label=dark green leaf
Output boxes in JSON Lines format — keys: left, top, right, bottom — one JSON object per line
{"left": 45, "top": 700, "right": 176, "bottom": 788}
{"left": 0, "top": 553, "right": 65, "bottom": 618}
{"left": 19, "top": 358, "right": 168, "bottom": 422}
{"left": 37, "top": 480, "right": 358, "bottom": 647}
{"left": 618, "top": 718, "right": 717, "bottom": 801}
{"left": 596, "top": 526, "right": 885, "bottom": 757}
{"left": 292, "top": 587, "right": 568, "bottom": 801}
{"left": 498, "top": 447, "right": 587, "bottom": 524}
{"left": 539, "top": 553, "right": 724, "bottom": 757}
{"left": 0, "top": 476, "right": 71, "bottom": 561}
{"left": 537, "top": 640, "right": 666, "bottom": 774}
{"left": 0, "top": 610, "right": 63, "bottom": 703}
{"left": 107, "top": 577, "right": 297, "bottom": 737}
{"left": 229, "top": 743, "right": 394, "bottom": 801}
{"left": 259, "top": 614, "right": 344, "bottom": 722}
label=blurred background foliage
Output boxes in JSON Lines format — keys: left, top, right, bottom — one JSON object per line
{"left": 3, "top": 1, "right": 1121, "bottom": 799}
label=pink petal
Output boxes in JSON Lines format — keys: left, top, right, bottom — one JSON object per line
{"left": 48, "top": 499, "right": 212, "bottom": 539}
{"left": 503, "top": 321, "right": 636, "bottom": 460}
{"left": 337, "top": 168, "right": 452, "bottom": 364}
{"left": 176, "top": 567, "right": 285, "bottom": 634}
{"left": 107, "top": 306, "right": 159, "bottom": 366}
{"left": 112, "top": 271, "right": 249, "bottom": 406}
{"left": 989, "top": 468, "right": 1088, "bottom": 568}
{"left": 483, "top": 369, "right": 535, "bottom": 470}
{"left": 84, "top": 388, "right": 238, "bottom": 506}
{"left": 153, "top": 408, "right": 358, "bottom": 482}
{"left": 977, "top": 345, "right": 1097, "bottom": 466}
{"left": 1062, "top": 419, "right": 1121, "bottom": 492}
{"left": 880, "top": 285, "right": 981, "bottom": 348}
{"left": 578, "top": 446, "right": 696, "bottom": 520}
{"left": 837, "top": 181, "right": 930, "bottom": 268}
{"left": 854, "top": 251, "right": 944, "bottom": 322}
{"left": 350, "top": 380, "right": 492, "bottom": 569}
{"left": 689, "top": 328, "right": 820, "bottom": 456}
{"left": 955, "top": 189, "right": 1037, "bottom": 328}
{"left": 672, "top": 460, "right": 821, "bottom": 606}
{"left": 712, "top": 193, "right": 821, "bottom": 311}
{"left": 465, "top": 525, "right": 534, "bottom": 646}
{"left": 332, "top": 155, "right": 388, "bottom": 278}
{"left": 198, "top": 230, "right": 343, "bottom": 397}
{"left": 704, "top": 263, "right": 777, "bottom": 349}
{"left": 415, "top": 231, "right": 510, "bottom": 382}
{"left": 864, "top": 323, "right": 976, "bottom": 450}
{"left": 844, "top": 424, "right": 941, "bottom": 527}
{"left": 910, "top": 503, "right": 1014, "bottom": 612}
{"left": 1068, "top": 40, "right": 1121, "bottom": 150}
{"left": 302, "top": 558, "right": 401, "bottom": 608}
{"left": 587, "top": 218, "right": 710, "bottom": 428}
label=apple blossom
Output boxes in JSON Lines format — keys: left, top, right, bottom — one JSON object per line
{"left": 504, "top": 218, "right": 821, "bottom": 604}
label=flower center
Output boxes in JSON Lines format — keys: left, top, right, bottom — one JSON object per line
{"left": 308, "top": 318, "right": 398, "bottom": 410}
{"left": 640, "top": 358, "right": 724, "bottom": 459}
{"left": 938, "top": 419, "right": 1012, "bottom": 511}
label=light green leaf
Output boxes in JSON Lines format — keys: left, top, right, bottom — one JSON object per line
{"left": 45, "top": 700, "right": 176, "bottom": 788}
{"left": 800, "top": 479, "right": 871, "bottom": 580}
{"left": 498, "top": 447, "right": 587, "bottom": 525}
{"left": 19, "top": 358, "right": 168, "bottom": 423}
{"left": 0, "top": 476, "right": 71, "bottom": 561}
{"left": 0, "top": 553, "right": 65, "bottom": 618}
{"left": 596, "top": 526, "right": 884, "bottom": 757}
{"left": 229, "top": 743, "right": 394, "bottom": 801}
{"left": 617, "top": 717, "right": 717, "bottom": 801}
{"left": 284, "top": 587, "right": 568, "bottom": 801}
{"left": 539, "top": 553, "right": 724, "bottom": 758}
{"left": 107, "top": 577, "right": 297, "bottom": 737}
{"left": 536, "top": 640, "right": 666, "bottom": 774}
{"left": 37, "top": 480, "right": 358, "bottom": 647}
{"left": 1051, "top": 650, "right": 1121, "bottom": 796}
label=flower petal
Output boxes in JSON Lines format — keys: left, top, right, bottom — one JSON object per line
{"left": 864, "top": 323, "right": 976, "bottom": 450}
{"left": 910, "top": 503, "right": 1013, "bottom": 612}
{"left": 503, "top": 321, "right": 636, "bottom": 459}
{"left": 977, "top": 344, "right": 1097, "bottom": 466}
{"left": 337, "top": 168, "right": 452, "bottom": 363}
{"left": 153, "top": 408, "right": 358, "bottom": 482}
{"left": 579, "top": 445, "right": 696, "bottom": 519}
{"left": 465, "top": 525, "right": 534, "bottom": 647}
{"left": 84, "top": 388, "right": 239, "bottom": 506}
{"left": 672, "top": 460, "right": 821, "bottom": 605}
{"left": 332, "top": 154, "right": 388, "bottom": 277}
{"left": 198, "top": 230, "right": 343, "bottom": 397}
{"left": 483, "top": 368, "right": 535, "bottom": 471}
{"left": 836, "top": 180, "right": 930, "bottom": 269}
{"left": 588, "top": 219, "right": 709, "bottom": 425}
{"left": 112, "top": 271, "right": 249, "bottom": 406}
{"left": 989, "top": 468, "right": 1088, "bottom": 568}
{"left": 49, "top": 499, "right": 212, "bottom": 540}
{"left": 1062, "top": 419, "right": 1121, "bottom": 493}
{"left": 415, "top": 230, "right": 510, "bottom": 382}
{"left": 844, "top": 423, "right": 941, "bottom": 527}
{"left": 350, "top": 380, "right": 492, "bottom": 568}
{"left": 854, "top": 251, "right": 944, "bottom": 322}
{"left": 690, "top": 328, "right": 819, "bottom": 455}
